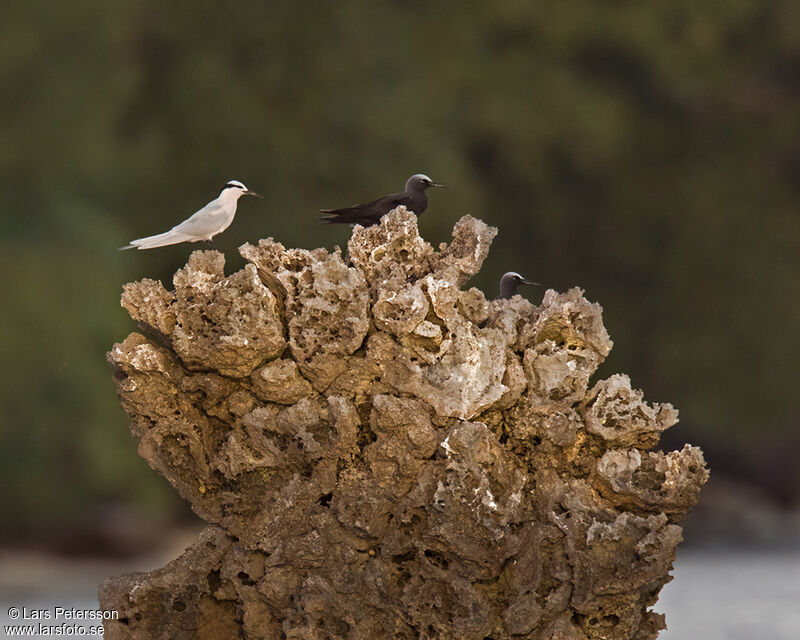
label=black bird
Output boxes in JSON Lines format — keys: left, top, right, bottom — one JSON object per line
{"left": 498, "top": 272, "right": 541, "bottom": 299}
{"left": 321, "top": 173, "right": 446, "bottom": 227}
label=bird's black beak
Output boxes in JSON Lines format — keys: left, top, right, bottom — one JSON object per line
{"left": 244, "top": 191, "right": 264, "bottom": 199}
{"left": 521, "top": 279, "right": 541, "bottom": 287}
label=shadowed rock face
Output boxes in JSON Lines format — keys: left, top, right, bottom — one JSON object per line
{"left": 103, "top": 207, "right": 707, "bottom": 640}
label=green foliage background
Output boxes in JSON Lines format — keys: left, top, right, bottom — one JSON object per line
{"left": 1, "top": 0, "right": 799, "bottom": 538}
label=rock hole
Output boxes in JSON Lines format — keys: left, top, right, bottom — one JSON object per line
{"left": 318, "top": 493, "right": 333, "bottom": 507}
{"left": 356, "top": 425, "right": 378, "bottom": 447}
{"left": 207, "top": 569, "right": 222, "bottom": 592}
{"left": 423, "top": 549, "right": 450, "bottom": 570}
{"left": 392, "top": 550, "right": 416, "bottom": 563}
{"left": 172, "top": 599, "right": 185, "bottom": 612}
{"left": 118, "top": 617, "right": 129, "bottom": 625}
{"left": 238, "top": 571, "right": 256, "bottom": 586}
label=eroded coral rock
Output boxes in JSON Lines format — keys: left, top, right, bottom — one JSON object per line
{"left": 170, "top": 252, "right": 285, "bottom": 377}
{"left": 581, "top": 374, "right": 678, "bottom": 448}
{"left": 105, "top": 208, "right": 707, "bottom": 640}
{"left": 250, "top": 358, "right": 314, "bottom": 405}
{"left": 121, "top": 278, "right": 176, "bottom": 336}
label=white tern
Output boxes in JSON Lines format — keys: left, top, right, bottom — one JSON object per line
{"left": 120, "top": 180, "right": 262, "bottom": 250}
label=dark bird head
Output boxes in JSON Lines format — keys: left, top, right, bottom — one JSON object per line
{"left": 406, "top": 173, "right": 447, "bottom": 192}
{"left": 221, "top": 180, "right": 263, "bottom": 199}
{"left": 499, "top": 271, "right": 541, "bottom": 299}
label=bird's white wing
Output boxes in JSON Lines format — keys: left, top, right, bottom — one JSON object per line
{"left": 170, "top": 200, "right": 228, "bottom": 238}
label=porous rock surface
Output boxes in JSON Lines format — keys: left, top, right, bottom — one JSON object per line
{"left": 103, "top": 208, "right": 708, "bottom": 639}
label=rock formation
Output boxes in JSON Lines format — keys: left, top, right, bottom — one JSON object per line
{"left": 102, "top": 208, "right": 708, "bottom": 639}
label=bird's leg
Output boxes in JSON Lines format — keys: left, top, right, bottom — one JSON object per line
{"left": 206, "top": 239, "right": 217, "bottom": 250}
